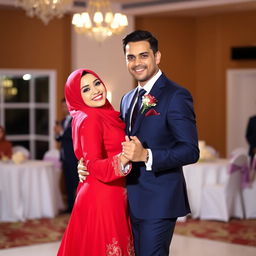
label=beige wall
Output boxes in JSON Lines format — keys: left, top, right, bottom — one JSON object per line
{"left": 136, "top": 16, "right": 196, "bottom": 93}
{"left": 0, "top": 8, "right": 71, "bottom": 120}
{"left": 1, "top": 8, "right": 256, "bottom": 156}
{"left": 136, "top": 10, "right": 256, "bottom": 156}
{"left": 71, "top": 16, "right": 135, "bottom": 110}
{"left": 0, "top": 8, "right": 135, "bottom": 115}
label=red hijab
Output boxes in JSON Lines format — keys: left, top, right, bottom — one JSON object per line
{"left": 65, "top": 69, "right": 125, "bottom": 159}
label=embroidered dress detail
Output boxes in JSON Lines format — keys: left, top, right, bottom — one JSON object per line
{"left": 112, "top": 155, "right": 125, "bottom": 177}
{"left": 127, "top": 237, "right": 135, "bottom": 256}
{"left": 106, "top": 238, "right": 122, "bottom": 256}
{"left": 106, "top": 237, "right": 135, "bottom": 256}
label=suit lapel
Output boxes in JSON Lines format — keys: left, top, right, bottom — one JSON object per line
{"left": 124, "top": 89, "right": 138, "bottom": 135}
{"left": 131, "top": 74, "right": 166, "bottom": 135}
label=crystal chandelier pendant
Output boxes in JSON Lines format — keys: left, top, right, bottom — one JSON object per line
{"left": 72, "top": 0, "right": 128, "bottom": 42}
{"left": 16, "top": 0, "right": 73, "bottom": 25}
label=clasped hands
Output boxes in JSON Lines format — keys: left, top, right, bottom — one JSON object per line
{"left": 78, "top": 136, "right": 148, "bottom": 182}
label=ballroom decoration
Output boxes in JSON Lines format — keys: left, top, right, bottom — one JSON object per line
{"left": 1, "top": 77, "right": 18, "bottom": 99}
{"left": 72, "top": 0, "right": 128, "bottom": 42}
{"left": 198, "top": 140, "right": 217, "bottom": 161}
{"left": 0, "top": 155, "right": 9, "bottom": 162}
{"left": 16, "top": 0, "right": 72, "bottom": 25}
{"left": 12, "top": 151, "right": 27, "bottom": 164}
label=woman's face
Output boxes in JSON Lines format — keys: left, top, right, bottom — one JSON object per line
{"left": 80, "top": 73, "right": 107, "bottom": 108}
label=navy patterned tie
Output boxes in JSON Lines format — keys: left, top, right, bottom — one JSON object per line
{"left": 131, "top": 88, "right": 146, "bottom": 129}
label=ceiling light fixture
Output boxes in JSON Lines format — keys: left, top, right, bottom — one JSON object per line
{"left": 16, "top": 0, "right": 72, "bottom": 25}
{"left": 72, "top": 0, "right": 128, "bottom": 42}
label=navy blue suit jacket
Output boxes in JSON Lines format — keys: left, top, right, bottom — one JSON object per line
{"left": 120, "top": 73, "right": 199, "bottom": 219}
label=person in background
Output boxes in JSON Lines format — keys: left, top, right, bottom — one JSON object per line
{"left": 0, "top": 125, "right": 12, "bottom": 159}
{"left": 55, "top": 98, "right": 79, "bottom": 213}
{"left": 246, "top": 115, "right": 256, "bottom": 165}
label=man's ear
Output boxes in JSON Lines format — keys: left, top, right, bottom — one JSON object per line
{"left": 155, "top": 51, "right": 161, "bottom": 65}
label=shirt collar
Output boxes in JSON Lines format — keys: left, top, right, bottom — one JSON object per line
{"left": 137, "top": 69, "right": 162, "bottom": 94}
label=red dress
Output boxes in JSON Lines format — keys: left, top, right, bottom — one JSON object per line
{"left": 57, "top": 110, "right": 134, "bottom": 256}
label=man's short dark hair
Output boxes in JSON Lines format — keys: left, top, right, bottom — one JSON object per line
{"left": 122, "top": 30, "right": 158, "bottom": 54}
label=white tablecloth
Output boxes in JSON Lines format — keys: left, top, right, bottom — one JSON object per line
{"left": 183, "top": 159, "right": 230, "bottom": 218}
{"left": 0, "top": 160, "right": 64, "bottom": 222}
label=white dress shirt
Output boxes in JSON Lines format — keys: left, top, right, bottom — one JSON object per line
{"left": 133, "top": 69, "right": 162, "bottom": 171}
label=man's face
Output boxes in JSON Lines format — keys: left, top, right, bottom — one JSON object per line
{"left": 125, "top": 41, "right": 161, "bottom": 86}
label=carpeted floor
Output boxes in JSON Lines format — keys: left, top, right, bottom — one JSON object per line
{"left": 175, "top": 218, "right": 256, "bottom": 246}
{"left": 0, "top": 214, "right": 69, "bottom": 249}
{"left": 0, "top": 215, "right": 256, "bottom": 249}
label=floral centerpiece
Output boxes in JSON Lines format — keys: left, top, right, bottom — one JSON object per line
{"left": 12, "top": 151, "right": 27, "bottom": 164}
{"left": 198, "top": 140, "right": 217, "bottom": 161}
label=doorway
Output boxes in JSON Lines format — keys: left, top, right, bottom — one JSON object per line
{"left": 227, "top": 69, "right": 256, "bottom": 156}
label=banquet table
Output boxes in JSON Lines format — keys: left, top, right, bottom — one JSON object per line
{"left": 0, "top": 160, "right": 64, "bottom": 222}
{"left": 183, "top": 158, "right": 230, "bottom": 218}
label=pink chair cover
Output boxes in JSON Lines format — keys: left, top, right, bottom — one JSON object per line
{"left": 43, "top": 156, "right": 62, "bottom": 169}
{"left": 228, "top": 163, "right": 250, "bottom": 188}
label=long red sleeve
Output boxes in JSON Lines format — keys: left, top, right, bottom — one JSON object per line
{"left": 79, "top": 115, "right": 129, "bottom": 183}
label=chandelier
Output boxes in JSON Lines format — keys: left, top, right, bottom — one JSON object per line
{"left": 72, "top": 0, "right": 128, "bottom": 42}
{"left": 16, "top": 0, "right": 72, "bottom": 25}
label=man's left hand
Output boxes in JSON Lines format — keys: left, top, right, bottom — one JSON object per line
{"left": 122, "top": 136, "right": 148, "bottom": 162}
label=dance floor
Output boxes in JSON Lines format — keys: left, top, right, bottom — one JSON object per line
{"left": 0, "top": 214, "right": 256, "bottom": 255}
{"left": 0, "top": 235, "right": 255, "bottom": 256}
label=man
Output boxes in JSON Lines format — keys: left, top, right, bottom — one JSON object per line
{"left": 55, "top": 98, "right": 79, "bottom": 213}
{"left": 246, "top": 115, "right": 256, "bottom": 164}
{"left": 79, "top": 30, "right": 199, "bottom": 255}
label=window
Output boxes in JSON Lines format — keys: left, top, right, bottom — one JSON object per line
{"left": 0, "top": 69, "right": 56, "bottom": 159}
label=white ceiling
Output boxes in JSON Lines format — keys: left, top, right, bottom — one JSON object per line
{"left": 116, "top": 0, "right": 256, "bottom": 16}
{"left": 1, "top": 0, "right": 256, "bottom": 16}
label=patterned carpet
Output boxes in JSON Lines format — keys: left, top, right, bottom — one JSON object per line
{"left": 175, "top": 218, "right": 256, "bottom": 246}
{"left": 0, "top": 214, "right": 69, "bottom": 249}
{"left": 0, "top": 215, "right": 256, "bottom": 249}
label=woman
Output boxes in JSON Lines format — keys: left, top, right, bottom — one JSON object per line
{"left": 57, "top": 69, "right": 134, "bottom": 256}
{"left": 0, "top": 125, "right": 12, "bottom": 159}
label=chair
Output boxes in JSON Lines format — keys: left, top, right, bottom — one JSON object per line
{"left": 230, "top": 147, "right": 247, "bottom": 158}
{"left": 12, "top": 145, "right": 30, "bottom": 159}
{"left": 43, "top": 149, "right": 65, "bottom": 211}
{"left": 43, "top": 149, "right": 62, "bottom": 169}
{"left": 199, "top": 154, "right": 247, "bottom": 221}
{"left": 242, "top": 178, "right": 256, "bottom": 219}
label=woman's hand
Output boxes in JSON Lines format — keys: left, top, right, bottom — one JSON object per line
{"left": 77, "top": 158, "right": 89, "bottom": 182}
